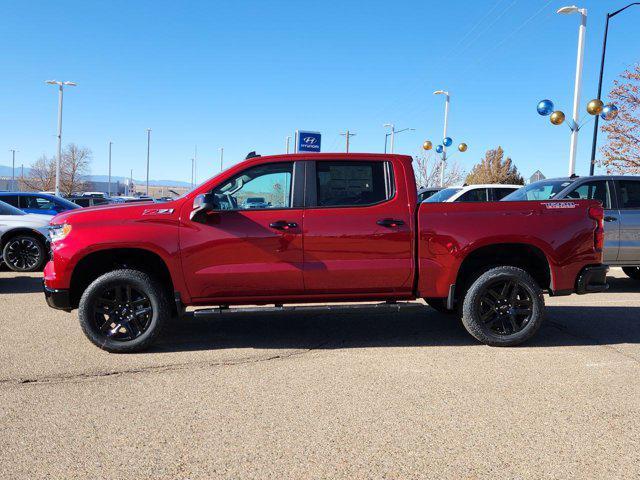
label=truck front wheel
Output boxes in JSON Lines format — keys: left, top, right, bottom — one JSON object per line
{"left": 461, "top": 266, "right": 544, "bottom": 347}
{"left": 78, "top": 269, "right": 170, "bottom": 353}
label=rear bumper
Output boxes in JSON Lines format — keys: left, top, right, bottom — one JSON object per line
{"left": 43, "top": 281, "right": 72, "bottom": 311}
{"left": 576, "top": 264, "right": 609, "bottom": 294}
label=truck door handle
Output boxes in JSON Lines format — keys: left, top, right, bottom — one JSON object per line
{"left": 604, "top": 216, "right": 617, "bottom": 222}
{"left": 377, "top": 218, "right": 405, "bottom": 228}
{"left": 269, "top": 220, "right": 298, "bottom": 230}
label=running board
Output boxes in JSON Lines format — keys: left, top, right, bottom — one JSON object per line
{"left": 191, "top": 301, "right": 417, "bottom": 319}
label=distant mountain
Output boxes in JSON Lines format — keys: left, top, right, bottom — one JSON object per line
{"left": 0, "top": 164, "right": 191, "bottom": 188}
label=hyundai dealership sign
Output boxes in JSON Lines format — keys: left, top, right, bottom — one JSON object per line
{"left": 296, "top": 130, "right": 321, "bottom": 153}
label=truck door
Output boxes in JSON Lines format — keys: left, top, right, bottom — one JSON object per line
{"left": 302, "top": 159, "right": 413, "bottom": 295}
{"left": 180, "top": 161, "right": 305, "bottom": 300}
{"left": 564, "top": 179, "right": 619, "bottom": 263}
{"left": 615, "top": 179, "right": 640, "bottom": 263}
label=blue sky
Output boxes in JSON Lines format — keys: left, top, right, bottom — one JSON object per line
{"left": 0, "top": 0, "right": 638, "bottom": 183}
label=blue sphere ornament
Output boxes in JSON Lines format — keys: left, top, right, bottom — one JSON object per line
{"left": 435, "top": 144, "right": 444, "bottom": 154}
{"left": 600, "top": 104, "right": 619, "bottom": 121}
{"left": 443, "top": 137, "right": 453, "bottom": 147}
{"left": 537, "top": 99, "right": 554, "bottom": 116}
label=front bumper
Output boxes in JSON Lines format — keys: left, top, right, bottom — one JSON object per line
{"left": 43, "top": 281, "right": 72, "bottom": 311}
{"left": 576, "top": 264, "right": 609, "bottom": 294}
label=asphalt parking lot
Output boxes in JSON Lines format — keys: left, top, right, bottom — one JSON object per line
{"left": 1, "top": 268, "right": 638, "bottom": 479}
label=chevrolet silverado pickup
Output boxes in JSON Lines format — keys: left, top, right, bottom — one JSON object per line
{"left": 43, "top": 153, "right": 608, "bottom": 352}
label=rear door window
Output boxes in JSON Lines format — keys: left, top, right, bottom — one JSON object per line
{"left": 564, "top": 180, "right": 612, "bottom": 209}
{"left": 315, "top": 161, "right": 393, "bottom": 207}
{"left": 493, "top": 188, "right": 518, "bottom": 200}
{"left": 0, "top": 195, "right": 20, "bottom": 207}
{"left": 618, "top": 180, "right": 640, "bottom": 209}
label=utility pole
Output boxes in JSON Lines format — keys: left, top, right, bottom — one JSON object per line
{"left": 191, "top": 158, "right": 195, "bottom": 188}
{"left": 107, "top": 141, "right": 113, "bottom": 196}
{"left": 340, "top": 130, "right": 356, "bottom": 153}
{"left": 220, "top": 147, "right": 224, "bottom": 171}
{"left": 130, "top": 169, "right": 133, "bottom": 196}
{"left": 9, "top": 149, "right": 17, "bottom": 191}
{"left": 194, "top": 145, "right": 197, "bottom": 186}
{"left": 45, "top": 80, "right": 77, "bottom": 196}
{"left": 286, "top": 136, "right": 291, "bottom": 154}
{"left": 145, "top": 129, "right": 151, "bottom": 195}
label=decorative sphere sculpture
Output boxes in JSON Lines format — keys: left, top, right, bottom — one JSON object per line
{"left": 601, "top": 104, "right": 619, "bottom": 121}
{"left": 458, "top": 143, "right": 468, "bottom": 152}
{"left": 422, "top": 140, "right": 432, "bottom": 151}
{"left": 435, "top": 144, "right": 444, "bottom": 154}
{"left": 443, "top": 137, "right": 453, "bottom": 147}
{"left": 586, "top": 99, "right": 604, "bottom": 116}
{"left": 550, "top": 110, "right": 565, "bottom": 125}
{"left": 537, "top": 99, "right": 554, "bottom": 116}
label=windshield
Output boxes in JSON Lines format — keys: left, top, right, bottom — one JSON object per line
{"left": 424, "top": 187, "right": 462, "bottom": 203}
{"left": 0, "top": 200, "right": 26, "bottom": 216}
{"left": 501, "top": 180, "right": 574, "bottom": 201}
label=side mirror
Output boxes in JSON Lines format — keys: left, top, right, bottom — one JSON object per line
{"left": 190, "top": 193, "right": 219, "bottom": 223}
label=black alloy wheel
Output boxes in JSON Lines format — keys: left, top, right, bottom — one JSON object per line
{"left": 91, "top": 284, "right": 153, "bottom": 341}
{"left": 461, "top": 266, "right": 544, "bottom": 346}
{"left": 475, "top": 279, "right": 534, "bottom": 335}
{"left": 78, "top": 269, "right": 170, "bottom": 353}
{"left": 3, "top": 235, "right": 46, "bottom": 272}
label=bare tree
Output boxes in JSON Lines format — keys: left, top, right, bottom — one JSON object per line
{"left": 22, "top": 144, "right": 91, "bottom": 194}
{"left": 465, "top": 146, "right": 524, "bottom": 185}
{"left": 414, "top": 152, "right": 464, "bottom": 187}
{"left": 21, "top": 154, "right": 56, "bottom": 192}
{"left": 600, "top": 63, "right": 640, "bottom": 173}
{"left": 60, "top": 144, "right": 91, "bottom": 196}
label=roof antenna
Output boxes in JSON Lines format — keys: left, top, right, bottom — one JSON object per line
{"left": 245, "top": 151, "right": 260, "bottom": 159}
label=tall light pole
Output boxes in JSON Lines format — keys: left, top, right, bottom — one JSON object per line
{"left": 383, "top": 125, "right": 414, "bottom": 153}
{"left": 557, "top": 5, "right": 587, "bottom": 176}
{"left": 107, "top": 141, "right": 113, "bottom": 196}
{"left": 45, "top": 80, "right": 76, "bottom": 196}
{"left": 219, "top": 147, "right": 224, "bottom": 171}
{"left": 285, "top": 136, "right": 291, "bottom": 154}
{"left": 589, "top": 3, "right": 639, "bottom": 176}
{"left": 340, "top": 130, "right": 356, "bottom": 152}
{"left": 145, "top": 129, "right": 152, "bottom": 195}
{"left": 9, "top": 149, "right": 17, "bottom": 191}
{"left": 433, "top": 90, "right": 450, "bottom": 186}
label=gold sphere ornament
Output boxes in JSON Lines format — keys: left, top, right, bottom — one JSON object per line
{"left": 422, "top": 140, "right": 433, "bottom": 151}
{"left": 550, "top": 110, "right": 565, "bottom": 125}
{"left": 458, "top": 143, "right": 468, "bottom": 152}
{"left": 586, "top": 99, "right": 604, "bottom": 116}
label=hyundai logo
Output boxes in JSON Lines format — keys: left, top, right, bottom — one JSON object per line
{"left": 303, "top": 136, "right": 317, "bottom": 144}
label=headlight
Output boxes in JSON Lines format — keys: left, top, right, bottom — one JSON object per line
{"left": 49, "top": 223, "right": 72, "bottom": 243}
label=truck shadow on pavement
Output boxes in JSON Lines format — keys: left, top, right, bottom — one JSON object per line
{"left": 153, "top": 302, "right": 640, "bottom": 353}
{"left": 0, "top": 275, "right": 42, "bottom": 294}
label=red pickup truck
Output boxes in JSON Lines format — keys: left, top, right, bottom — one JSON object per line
{"left": 43, "top": 153, "right": 608, "bottom": 352}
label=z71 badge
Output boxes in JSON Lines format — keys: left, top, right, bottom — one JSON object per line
{"left": 142, "top": 208, "right": 174, "bottom": 216}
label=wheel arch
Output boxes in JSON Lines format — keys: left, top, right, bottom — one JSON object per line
{"left": 455, "top": 242, "right": 552, "bottom": 294}
{"left": 1, "top": 228, "right": 48, "bottom": 249}
{"left": 68, "top": 247, "right": 176, "bottom": 311}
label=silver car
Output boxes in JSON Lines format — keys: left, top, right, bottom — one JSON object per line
{"left": 0, "top": 200, "right": 51, "bottom": 272}
{"left": 502, "top": 175, "right": 640, "bottom": 279}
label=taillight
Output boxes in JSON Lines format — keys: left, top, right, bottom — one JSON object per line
{"left": 588, "top": 205, "right": 604, "bottom": 252}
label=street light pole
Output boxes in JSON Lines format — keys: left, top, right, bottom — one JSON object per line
{"left": 220, "top": 147, "right": 224, "bottom": 171}
{"left": 589, "top": 3, "right": 640, "bottom": 176}
{"left": 145, "top": 129, "right": 151, "bottom": 196}
{"left": 434, "top": 90, "right": 450, "bottom": 187}
{"left": 286, "top": 136, "right": 291, "bottom": 154}
{"left": 45, "top": 80, "right": 76, "bottom": 196}
{"left": 558, "top": 5, "right": 587, "bottom": 176}
{"left": 107, "top": 141, "right": 113, "bottom": 196}
{"left": 9, "top": 149, "right": 17, "bottom": 191}
{"left": 383, "top": 124, "right": 395, "bottom": 153}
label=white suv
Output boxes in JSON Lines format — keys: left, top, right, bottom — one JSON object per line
{"left": 424, "top": 184, "right": 521, "bottom": 203}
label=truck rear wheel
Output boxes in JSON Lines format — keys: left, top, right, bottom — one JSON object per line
{"left": 78, "top": 269, "right": 169, "bottom": 353}
{"left": 461, "top": 266, "right": 544, "bottom": 347}
{"left": 622, "top": 267, "right": 640, "bottom": 280}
